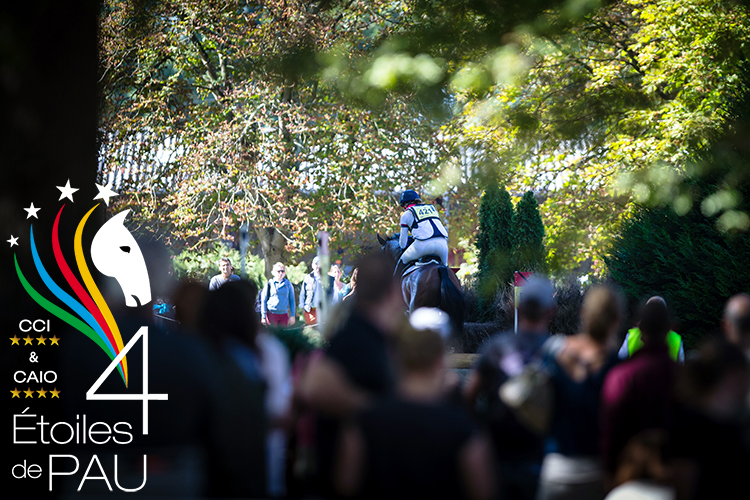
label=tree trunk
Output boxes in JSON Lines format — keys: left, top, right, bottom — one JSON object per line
{"left": 256, "top": 227, "right": 286, "bottom": 279}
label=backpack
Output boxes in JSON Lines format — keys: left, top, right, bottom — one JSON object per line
{"left": 498, "top": 335, "right": 565, "bottom": 435}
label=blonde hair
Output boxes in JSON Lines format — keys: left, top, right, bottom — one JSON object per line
{"left": 580, "top": 286, "right": 622, "bottom": 342}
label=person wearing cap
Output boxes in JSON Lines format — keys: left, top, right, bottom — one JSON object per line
{"left": 396, "top": 189, "right": 449, "bottom": 275}
{"left": 299, "top": 256, "right": 334, "bottom": 326}
{"left": 617, "top": 296, "right": 684, "bottom": 363}
{"left": 464, "top": 276, "right": 557, "bottom": 500}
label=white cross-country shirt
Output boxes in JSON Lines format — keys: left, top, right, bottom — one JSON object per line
{"left": 399, "top": 203, "right": 448, "bottom": 248}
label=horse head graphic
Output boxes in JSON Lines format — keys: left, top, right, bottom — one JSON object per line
{"left": 91, "top": 210, "right": 151, "bottom": 307}
{"left": 12, "top": 203, "right": 155, "bottom": 387}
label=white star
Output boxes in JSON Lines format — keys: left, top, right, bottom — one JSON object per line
{"left": 7, "top": 235, "right": 19, "bottom": 247}
{"left": 57, "top": 179, "right": 79, "bottom": 202}
{"left": 24, "top": 203, "right": 40, "bottom": 219}
{"left": 94, "top": 183, "right": 118, "bottom": 206}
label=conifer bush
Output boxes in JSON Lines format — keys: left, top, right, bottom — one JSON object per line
{"left": 513, "top": 190, "right": 547, "bottom": 273}
{"left": 477, "top": 180, "right": 513, "bottom": 290}
{"left": 475, "top": 179, "right": 514, "bottom": 319}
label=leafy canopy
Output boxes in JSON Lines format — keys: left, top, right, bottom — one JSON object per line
{"left": 99, "top": 0, "right": 446, "bottom": 260}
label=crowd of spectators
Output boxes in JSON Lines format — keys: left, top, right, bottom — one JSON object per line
{"left": 84, "top": 244, "right": 750, "bottom": 499}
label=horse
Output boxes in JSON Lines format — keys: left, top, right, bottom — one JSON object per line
{"left": 91, "top": 209, "right": 151, "bottom": 307}
{"left": 378, "top": 234, "right": 465, "bottom": 334}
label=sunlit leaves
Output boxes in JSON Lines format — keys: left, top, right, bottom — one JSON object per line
{"left": 439, "top": 0, "right": 750, "bottom": 275}
{"left": 99, "top": 0, "right": 444, "bottom": 258}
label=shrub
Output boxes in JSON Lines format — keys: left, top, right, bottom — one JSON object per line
{"left": 548, "top": 278, "right": 583, "bottom": 336}
{"left": 457, "top": 275, "right": 587, "bottom": 352}
{"left": 513, "top": 191, "right": 547, "bottom": 273}
{"left": 605, "top": 203, "right": 750, "bottom": 348}
{"left": 266, "top": 324, "right": 323, "bottom": 360}
{"left": 476, "top": 179, "right": 514, "bottom": 290}
{"left": 173, "top": 243, "right": 266, "bottom": 287}
{"left": 475, "top": 179, "right": 515, "bottom": 320}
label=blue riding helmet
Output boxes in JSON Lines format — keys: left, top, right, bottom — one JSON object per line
{"left": 399, "top": 189, "right": 420, "bottom": 206}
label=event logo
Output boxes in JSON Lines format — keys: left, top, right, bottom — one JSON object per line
{"left": 9, "top": 180, "right": 167, "bottom": 492}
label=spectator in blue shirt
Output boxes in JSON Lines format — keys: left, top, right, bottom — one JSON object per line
{"left": 261, "top": 262, "right": 296, "bottom": 327}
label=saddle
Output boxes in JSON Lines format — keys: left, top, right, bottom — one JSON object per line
{"left": 399, "top": 254, "right": 442, "bottom": 278}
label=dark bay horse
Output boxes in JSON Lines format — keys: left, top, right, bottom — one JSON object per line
{"left": 378, "top": 234, "right": 465, "bottom": 333}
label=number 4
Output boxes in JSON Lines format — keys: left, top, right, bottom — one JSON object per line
{"left": 86, "top": 327, "right": 168, "bottom": 435}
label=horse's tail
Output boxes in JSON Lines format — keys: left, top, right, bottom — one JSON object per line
{"left": 438, "top": 266, "right": 465, "bottom": 335}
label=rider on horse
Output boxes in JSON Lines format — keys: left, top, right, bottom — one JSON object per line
{"left": 396, "top": 189, "right": 449, "bottom": 275}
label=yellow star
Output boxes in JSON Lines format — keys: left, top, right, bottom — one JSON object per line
{"left": 50, "top": 335, "right": 60, "bottom": 345}
{"left": 10, "top": 335, "right": 20, "bottom": 345}
{"left": 50, "top": 388, "right": 61, "bottom": 399}
{"left": 10, "top": 388, "right": 21, "bottom": 398}
{"left": 37, "top": 388, "right": 48, "bottom": 398}
{"left": 23, "top": 388, "right": 34, "bottom": 398}
{"left": 36, "top": 335, "right": 47, "bottom": 345}
{"left": 23, "top": 335, "right": 33, "bottom": 345}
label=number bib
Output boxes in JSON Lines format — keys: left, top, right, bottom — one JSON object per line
{"left": 411, "top": 204, "right": 439, "bottom": 222}
{"left": 408, "top": 204, "right": 448, "bottom": 240}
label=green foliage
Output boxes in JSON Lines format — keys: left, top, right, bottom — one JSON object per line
{"left": 99, "top": 0, "right": 445, "bottom": 263}
{"left": 606, "top": 201, "right": 750, "bottom": 349}
{"left": 173, "top": 242, "right": 265, "bottom": 287}
{"left": 267, "top": 325, "right": 323, "bottom": 360}
{"left": 436, "top": 0, "right": 750, "bottom": 276}
{"left": 284, "top": 262, "right": 310, "bottom": 286}
{"left": 98, "top": 0, "right": 750, "bottom": 279}
{"left": 476, "top": 179, "right": 514, "bottom": 294}
{"left": 607, "top": 49, "right": 750, "bottom": 349}
{"left": 173, "top": 242, "right": 310, "bottom": 289}
{"left": 513, "top": 191, "right": 547, "bottom": 272}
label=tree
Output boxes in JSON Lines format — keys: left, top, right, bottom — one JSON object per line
{"left": 98, "top": 0, "right": 446, "bottom": 274}
{"left": 98, "top": 0, "right": 750, "bottom": 278}
{"left": 328, "top": 0, "right": 750, "bottom": 276}
{"left": 605, "top": 197, "right": 750, "bottom": 349}
{"left": 444, "top": 0, "right": 750, "bottom": 275}
{"left": 476, "top": 178, "right": 514, "bottom": 298}
{"left": 513, "top": 191, "right": 546, "bottom": 273}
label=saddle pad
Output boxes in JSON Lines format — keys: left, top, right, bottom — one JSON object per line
{"left": 401, "top": 259, "right": 441, "bottom": 278}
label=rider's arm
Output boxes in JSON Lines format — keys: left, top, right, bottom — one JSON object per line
{"left": 399, "top": 210, "right": 413, "bottom": 249}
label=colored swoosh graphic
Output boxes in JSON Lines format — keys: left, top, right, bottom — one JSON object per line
{"left": 52, "top": 205, "right": 117, "bottom": 354}
{"left": 14, "top": 254, "right": 125, "bottom": 384}
{"left": 29, "top": 225, "right": 117, "bottom": 360}
{"left": 74, "top": 205, "right": 128, "bottom": 386}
